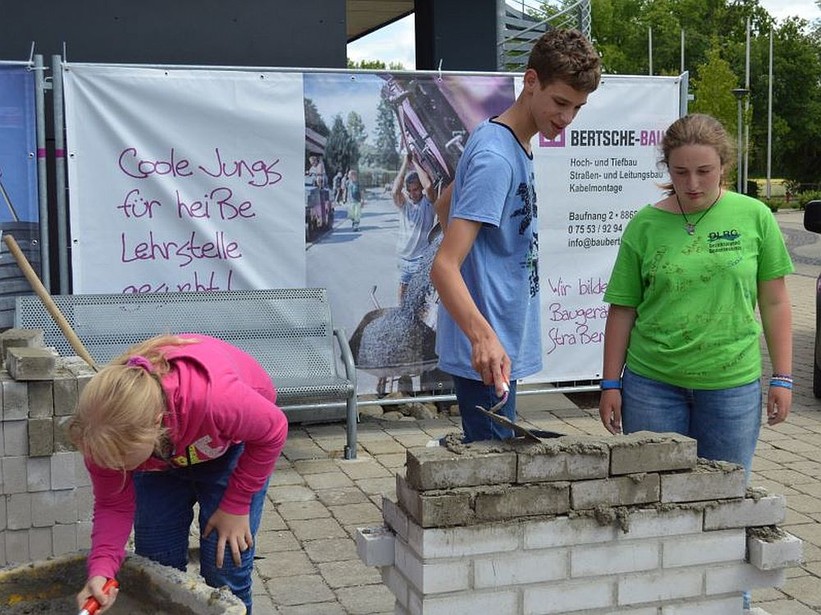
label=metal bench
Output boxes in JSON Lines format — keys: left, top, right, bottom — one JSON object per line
{"left": 15, "top": 288, "right": 359, "bottom": 459}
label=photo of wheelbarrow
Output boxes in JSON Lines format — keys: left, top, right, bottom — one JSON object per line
{"left": 348, "top": 232, "right": 444, "bottom": 396}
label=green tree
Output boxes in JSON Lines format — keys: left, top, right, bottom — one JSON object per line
{"left": 346, "top": 111, "right": 368, "bottom": 149}
{"left": 373, "top": 97, "right": 400, "bottom": 170}
{"left": 326, "top": 115, "right": 360, "bottom": 176}
{"left": 690, "top": 43, "right": 739, "bottom": 131}
{"left": 304, "top": 98, "right": 329, "bottom": 138}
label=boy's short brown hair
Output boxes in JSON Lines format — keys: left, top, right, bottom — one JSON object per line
{"left": 527, "top": 28, "right": 601, "bottom": 93}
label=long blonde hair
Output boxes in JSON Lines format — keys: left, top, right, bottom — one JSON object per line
{"left": 68, "top": 335, "right": 198, "bottom": 470}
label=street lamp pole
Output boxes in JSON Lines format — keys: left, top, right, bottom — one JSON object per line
{"left": 732, "top": 88, "right": 749, "bottom": 193}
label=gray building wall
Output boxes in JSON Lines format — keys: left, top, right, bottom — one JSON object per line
{"left": 0, "top": 0, "right": 347, "bottom": 67}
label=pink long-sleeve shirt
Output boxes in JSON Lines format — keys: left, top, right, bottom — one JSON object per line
{"left": 85, "top": 334, "right": 288, "bottom": 579}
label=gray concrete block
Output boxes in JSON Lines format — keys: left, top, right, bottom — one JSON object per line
{"left": 53, "top": 489, "right": 79, "bottom": 524}
{"left": 52, "top": 372, "right": 79, "bottom": 416}
{"left": 475, "top": 482, "right": 570, "bottom": 520}
{"left": 2, "top": 379, "right": 29, "bottom": 420}
{"left": 395, "top": 475, "right": 472, "bottom": 528}
{"left": 5, "top": 528, "right": 30, "bottom": 563}
{"left": 5, "top": 347, "right": 57, "bottom": 381}
{"left": 31, "top": 491, "right": 56, "bottom": 527}
{"left": 50, "top": 452, "right": 77, "bottom": 490}
{"left": 29, "top": 526, "right": 53, "bottom": 560}
{"left": 3, "top": 419, "right": 27, "bottom": 456}
{"left": 6, "top": 492, "right": 32, "bottom": 530}
{"left": 2, "top": 456, "right": 27, "bottom": 494}
{"left": 27, "top": 381, "right": 54, "bottom": 418}
{"left": 660, "top": 461, "right": 746, "bottom": 503}
{"left": 704, "top": 491, "right": 786, "bottom": 530}
{"left": 52, "top": 523, "right": 78, "bottom": 556}
{"left": 77, "top": 520, "right": 92, "bottom": 550}
{"left": 405, "top": 447, "right": 517, "bottom": 491}
{"left": 571, "top": 474, "right": 660, "bottom": 509}
{"left": 0, "top": 329, "right": 45, "bottom": 364}
{"left": 518, "top": 437, "right": 609, "bottom": 482}
{"left": 27, "top": 417, "right": 54, "bottom": 457}
{"left": 26, "top": 456, "right": 51, "bottom": 492}
{"left": 53, "top": 415, "right": 75, "bottom": 452}
{"left": 609, "top": 432, "right": 697, "bottom": 475}
{"left": 0, "top": 496, "right": 6, "bottom": 530}
{"left": 748, "top": 530, "right": 803, "bottom": 570}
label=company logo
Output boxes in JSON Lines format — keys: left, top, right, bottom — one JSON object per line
{"left": 539, "top": 129, "right": 566, "bottom": 148}
{"left": 708, "top": 230, "right": 740, "bottom": 243}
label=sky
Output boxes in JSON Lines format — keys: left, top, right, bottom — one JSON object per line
{"left": 346, "top": 1, "right": 821, "bottom": 70}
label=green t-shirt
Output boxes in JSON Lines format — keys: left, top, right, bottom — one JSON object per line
{"left": 603, "top": 191, "right": 794, "bottom": 389}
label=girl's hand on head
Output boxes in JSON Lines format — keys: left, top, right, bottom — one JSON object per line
{"left": 203, "top": 508, "right": 253, "bottom": 568}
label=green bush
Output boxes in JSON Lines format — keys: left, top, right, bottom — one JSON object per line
{"left": 798, "top": 191, "right": 821, "bottom": 208}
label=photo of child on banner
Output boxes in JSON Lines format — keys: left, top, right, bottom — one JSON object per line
{"left": 302, "top": 71, "right": 514, "bottom": 399}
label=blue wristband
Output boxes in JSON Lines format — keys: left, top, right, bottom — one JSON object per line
{"left": 769, "top": 379, "right": 793, "bottom": 390}
{"left": 600, "top": 379, "right": 622, "bottom": 390}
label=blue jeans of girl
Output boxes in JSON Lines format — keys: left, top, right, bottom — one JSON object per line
{"left": 621, "top": 366, "right": 762, "bottom": 481}
{"left": 453, "top": 375, "right": 518, "bottom": 442}
{"left": 132, "top": 444, "right": 268, "bottom": 614}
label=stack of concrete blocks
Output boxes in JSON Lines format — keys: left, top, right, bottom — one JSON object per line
{"left": 357, "top": 432, "right": 802, "bottom": 615}
{"left": 0, "top": 328, "right": 96, "bottom": 566}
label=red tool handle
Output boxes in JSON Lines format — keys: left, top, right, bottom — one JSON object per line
{"left": 79, "top": 578, "right": 119, "bottom": 615}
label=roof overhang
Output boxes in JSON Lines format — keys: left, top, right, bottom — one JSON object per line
{"left": 347, "top": 0, "right": 414, "bottom": 42}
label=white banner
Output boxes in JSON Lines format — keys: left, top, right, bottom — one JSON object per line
{"left": 532, "top": 74, "right": 683, "bottom": 382}
{"left": 62, "top": 65, "right": 682, "bottom": 391}
{"left": 63, "top": 65, "right": 306, "bottom": 293}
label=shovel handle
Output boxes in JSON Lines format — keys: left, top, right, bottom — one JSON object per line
{"left": 2, "top": 234, "right": 98, "bottom": 370}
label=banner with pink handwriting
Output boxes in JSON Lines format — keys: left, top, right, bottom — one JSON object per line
{"left": 63, "top": 65, "right": 305, "bottom": 293}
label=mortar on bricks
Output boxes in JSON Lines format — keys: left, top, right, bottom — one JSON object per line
{"left": 0, "top": 552, "right": 246, "bottom": 614}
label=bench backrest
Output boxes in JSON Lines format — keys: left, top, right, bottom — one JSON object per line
{"left": 15, "top": 289, "right": 338, "bottom": 389}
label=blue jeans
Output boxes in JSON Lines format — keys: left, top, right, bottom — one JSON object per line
{"left": 621, "top": 366, "right": 762, "bottom": 480}
{"left": 133, "top": 444, "right": 268, "bottom": 614}
{"left": 453, "top": 375, "right": 518, "bottom": 443}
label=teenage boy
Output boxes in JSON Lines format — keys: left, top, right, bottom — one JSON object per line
{"left": 431, "top": 29, "right": 601, "bottom": 442}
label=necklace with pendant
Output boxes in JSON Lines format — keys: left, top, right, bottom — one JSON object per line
{"left": 676, "top": 190, "right": 722, "bottom": 235}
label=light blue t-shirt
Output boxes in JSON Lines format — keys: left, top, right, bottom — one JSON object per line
{"left": 436, "top": 119, "right": 542, "bottom": 380}
{"left": 397, "top": 195, "right": 435, "bottom": 260}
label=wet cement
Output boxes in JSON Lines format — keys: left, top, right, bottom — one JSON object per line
{"left": 5, "top": 591, "right": 162, "bottom": 614}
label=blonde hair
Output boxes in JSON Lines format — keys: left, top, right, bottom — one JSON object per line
{"left": 68, "top": 335, "right": 198, "bottom": 470}
{"left": 658, "top": 113, "right": 736, "bottom": 194}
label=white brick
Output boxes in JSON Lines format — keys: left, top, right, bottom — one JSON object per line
{"left": 75, "top": 453, "right": 91, "bottom": 487}
{"left": 383, "top": 496, "right": 409, "bottom": 540}
{"left": 705, "top": 562, "right": 786, "bottom": 594}
{"left": 381, "top": 564, "right": 409, "bottom": 609}
{"left": 660, "top": 595, "right": 743, "bottom": 614}
{"left": 407, "top": 520, "right": 520, "bottom": 559}
{"left": 525, "top": 515, "right": 617, "bottom": 549}
{"left": 618, "top": 569, "right": 702, "bottom": 605}
{"left": 26, "top": 456, "right": 51, "bottom": 491}
{"left": 572, "top": 541, "right": 659, "bottom": 576}
{"left": 618, "top": 508, "right": 703, "bottom": 540}
{"left": 703, "top": 493, "right": 786, "bottom": 529}
{"left": 394, "top": 540, "right": 470, "bottom": 594}
{"left": 356, "top": 526, "right": 395, "bottom": 567}
{"left": 31, "top": 491, "right": 57, "bottom": 527}
{"left": 420, "top": 590, "right": 518, "bottom": 615}
{"left": 474, "top": 549, "right": 567, "bottom": 588}
{"left": 0, "top": 497, "right": 5, "bottom": 530}
{"left": 663, "top": 529, "right": 746, "bottom": 567}
{"left": 524, "top": 579, "right": 615, "bottom": 614}
{"left": 748, "top": 531, "right": 802, "bottom": 570}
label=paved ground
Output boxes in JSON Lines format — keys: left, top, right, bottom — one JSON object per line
{"left": 248, "top": 207, "right": 821, "bottom": 615}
